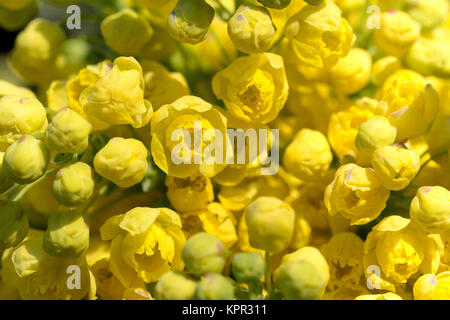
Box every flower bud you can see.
[0,200,29,250]
[43,211,90,258]
[355,116,397,165]
[4,135,49,184]
[371,144,421,191]
[244,197,295,253]
[410,186,450,235]
[283,129,333,182]
[195,273,235,300]
[231,252,265,283]
[168,0,215,44]
[46,108,92,154]
[0,0,38,32]
[93,137,148,188]
[257,0,291,9]
[0,152,14,193]
[154,271,197,300]
[372,56,401,86]
[274,260,326,300]
[404,38,450,78]
[182,232,229,277]
[413,272,450,300]
[228,4,276,54]
[101,9,153,56]
[0,95,47,152]
[53,162,95,207]
[405,0,448,30]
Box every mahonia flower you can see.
[227,4,277,54]
[413,271,450,300]
[218,178,260,211]
[371,144,421,191]
[150,95,228,178]
[141,60,190,110]
[0,81,35,100]
[283,128,333,182]
[0,95,47,152]
[410,186,450,235]
[100,207,185,285]
[212,53,288,124]
[324,163,390,225]
[94,137,148,188]
[80,57,153,129]
[377,69,439,140]
[1,230,94,300]
[405,0,449,30]
[180,202,238,248]
[373,10,420,57]
[101,9,153,56]
[328,98,386,160]
[363,216,440,292]
[355,292,403,300]
[166,173,214,213]
[283,1,355,69]
[320,232,364,290]
[372,56,402,86]
[329,48,372,95]
[45,108,92,154]
[53,162,95,207]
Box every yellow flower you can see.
[45,108,92,154]
[101,9,153,56]
[372,56,402,86]
[377,70,439,140]
[405,0,449,30]
[284,1,355,69]
[100,207,185,285]
[10,18,66,85]
[218,178,260,211]
[66,60,113,131]
[150,95,228,178]
[80,57,153,128]
[53,162,95,207]
[0,80,35,99]
[245,196,295,253]
[94,137,148,188]
[324,163,390,225]
[283,128,333,182]
[0,95,47,152]
[363,216,440,291]
[327,97,385,160]
[373,10,420,57]
[166,173,214,213]
[212,53,288,124]
[405,37,450,78]
[413,272,450,300]
[1,230,93,300]
[46,80,69,112]
[181,202,238,248]
[330,48,372,95]
[141,60,190,110]
[4,135,50,184]
[320,232,364,290]
[227,4,277,54]
[371,144,421,191]
[410,186,450,235]
[355,292,403,300]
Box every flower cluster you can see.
[0,0,450,301]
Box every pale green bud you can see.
[257,0,291,9]
[404,38,450,78]
[43,211,89,258]
[168,0,215,44]
[46,108,92,154]
[355,116,397,165]
[245,197,295,253]
[101,9,153,56]
[154,271,197,300]
[274,260,326,300]
[4,135,49,184]
[405,0,448,30]
[0,200,29,250]
[182,232,229,277]
[53,162,94,207]
[410,186,450,235]
[231,252,265,283]
[195,273,235,300]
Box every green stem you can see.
[265,251,272,298]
